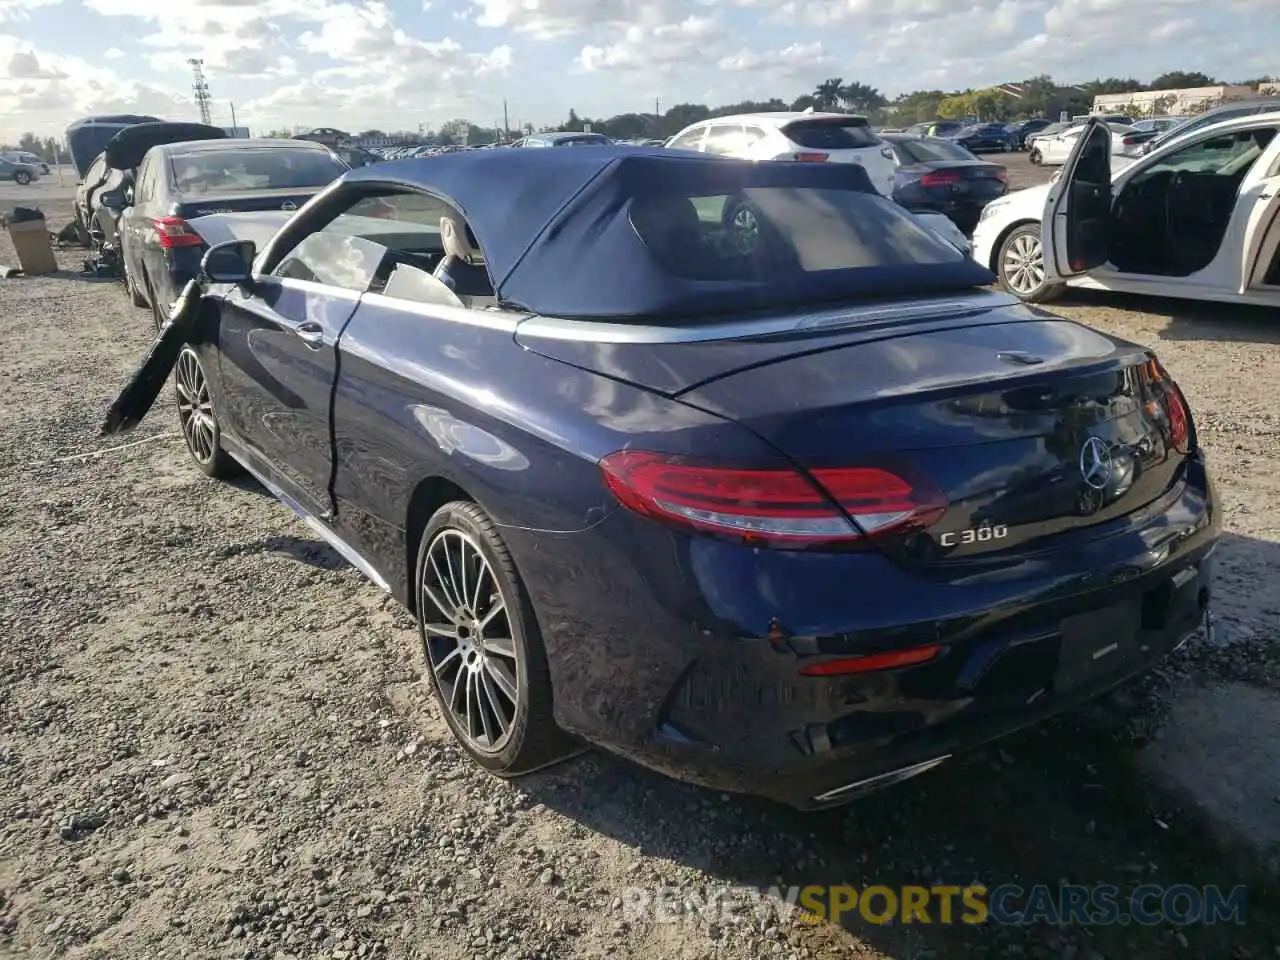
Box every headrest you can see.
[440,214,482,264]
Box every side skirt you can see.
[228,450,392,595]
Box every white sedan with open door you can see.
[971,114,1280,307]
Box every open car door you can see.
[1239,141,1280,292]
[1042,118,1112,283]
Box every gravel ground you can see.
[1,162,1277,960]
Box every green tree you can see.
[812,78,844,111]
[838,81,886,114]
[1149,70,1216,90]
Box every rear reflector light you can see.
[799,644,943,677]
[152,215,202,249]
[793,152,829,162]
[920,170,963,187]
[599,451,945,550]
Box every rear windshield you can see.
[628,186,965,283]
[897,138,976,163]
[556,135,611,147]
[168,148,347,194]
[782,119,880,150]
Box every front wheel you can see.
[14,171,30,185]
[1028,147,1043,165]
[416,501,573,776]
[996,223,1064,303]
[174,346,239,478]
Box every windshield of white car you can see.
[168,148,348,194]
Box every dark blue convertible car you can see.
[110,147,1218,808]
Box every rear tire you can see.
[996,223,1064,303]
[1028,147,1043,165]
[416,501,573,777]
[14,171,30,185]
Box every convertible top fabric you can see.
[347,147,995,320]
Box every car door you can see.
[119,153,154,286]
[215,215,389,517]
[1041,119,1113,284]
[1237,129,1280,292]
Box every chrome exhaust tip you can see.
[812,755,951,804]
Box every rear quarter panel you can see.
[328,301,789,604]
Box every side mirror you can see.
[100,191,127,211]
[200,240,256,285]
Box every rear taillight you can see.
[994,168,1008,182]
[880,146,895,160]
[1122,135,1138,146]
[599,451,944,550]
[775,151,829,162]
[1145,360,1193,454]
[151,215,202,249]
[920,170,963,187]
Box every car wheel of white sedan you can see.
[997,224,1064,303]
[1028,147,1043,165]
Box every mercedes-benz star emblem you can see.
[281,201,297,211]
[1079,436,1113,490]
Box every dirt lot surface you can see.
[1,155,1277,960]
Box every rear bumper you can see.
[502,454,1219,808]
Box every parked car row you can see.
[71,120,350,322]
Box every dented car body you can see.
[106,147,1219,807]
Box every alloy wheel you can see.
[175,348,217,464]
[421,529,520,753]
[1002,230,1045,296]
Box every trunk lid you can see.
[518,300,1190,563]
[172,187,322,220]
[678,319,1188,563]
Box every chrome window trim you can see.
[513,291,1018,344]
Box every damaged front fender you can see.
[101,278,205,435]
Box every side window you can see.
[740,125,766,147]
[274,232,390,292]
[1138,128,1276,184]
[702,125,745,157]
[272,189,490,307]
[668,127,706,151]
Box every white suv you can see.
[665,112,897,196]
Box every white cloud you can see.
[473,0,646,40]
[577,16,719,73]
[103,47,125,59]
[717,41,830,76]
[0,35,188,135]
[0,0,62,22]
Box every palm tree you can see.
[812,78,844,111]
[838,81,887,115]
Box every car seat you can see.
[433,215,495,307]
